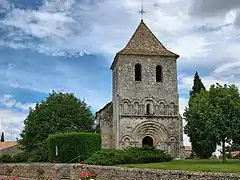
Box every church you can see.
[96,20,184,158]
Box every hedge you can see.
[47,132,101,163]
[11,152,29,162]
[0,152,29,163]
[0,154,12,163]
[85,146,173,165]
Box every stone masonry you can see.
[1,164,240,180]
[96,20,184,158]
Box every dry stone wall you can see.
[0,163,239,180]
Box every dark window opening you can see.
[156,65,162,82]
[146,103,151,115]
[142,136,153,147]
[135,64,141,81]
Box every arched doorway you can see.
[142,136,153,147]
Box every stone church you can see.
[96,20,184,158]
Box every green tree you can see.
[184,71,215,158]
[185,83,240,162]
[1,132,4,142]
[19,91,94,162]
[190,71,206,98]
[189,71,206,107]
[184,90,217,158]
[208,84,240,163]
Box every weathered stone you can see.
[96,20,184,158]
[0,164,240,180]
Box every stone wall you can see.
[110,54,184,157]
[95,102,113,149]
[0,163,240,180]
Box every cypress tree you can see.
[190,71,206,97]
[188,71,206,107]
[1,132,4,142]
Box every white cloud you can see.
[170,35,212,59]
[0,109,26,141]
[179,97,188,116]
[0,0,215,61]
[0,94,35,111]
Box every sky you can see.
[0,0,240,146]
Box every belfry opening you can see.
[142,136,153,147]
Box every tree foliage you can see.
[190,71,206,98]
[19,91,94,161]
[184,90,217,158]
[208,84,240,162]
[184,71,215,158]
[1,132,4,142]
[184,83,240,162]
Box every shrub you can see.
[12,152,29,162]
[0,154,12,163]
[85,146,173,165]
[47,132,101,163]
[30,141,50,162]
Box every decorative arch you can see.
[169,136,177,142]
[142,97,157,105]
[142,98,156,115]
[121,99,131,104]
[132,121,168,143]
[120,135,133,148]
[169,102,176,115]
[146,103,151,115]
[158,99,167,105]
[169,137,178,157]
[121,99,131,115]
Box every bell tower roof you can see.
[110,20,179,69]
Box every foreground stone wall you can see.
[0,163,240,180]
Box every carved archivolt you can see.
[119,98,178,116]
[120,135,134,148]
[132,121,169,143]
[169,137,178,157]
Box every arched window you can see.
[156,65,162,82]
[146,103,151,115]
[135,64,141,81]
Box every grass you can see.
[118,159,240,174]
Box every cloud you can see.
[191,0,240,16]
[0,94,35,110]
[0,0,213,61]
[170,35,212,60]
[179,97,188,116]
[0,109,26,141]
[190,0,240,27]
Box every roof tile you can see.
[0,141,18,150]
[118,20,179,57]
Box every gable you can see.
[110,20,179,70]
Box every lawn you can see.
[119,159,240,174]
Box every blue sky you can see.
[1,0,240,145]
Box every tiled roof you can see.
[110,20,179,69]
[0,141,18,150]
[184,146,192,151]
[118,20,179,57]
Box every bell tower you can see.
[110,20,184,158]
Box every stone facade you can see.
[1,164,240,180]
[96,20,184,158]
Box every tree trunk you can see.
[222,139,226,163]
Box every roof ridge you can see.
[117,20,179,57]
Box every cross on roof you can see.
[138,0,146,21]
